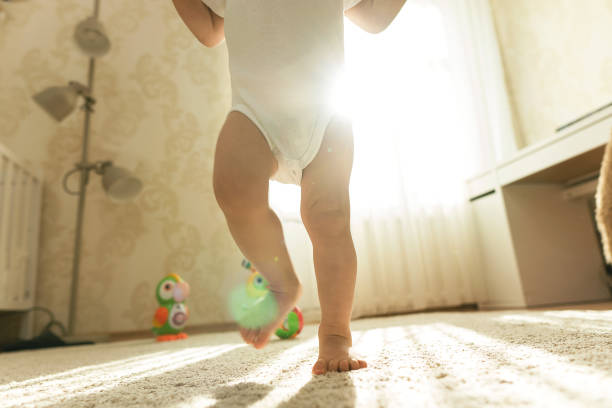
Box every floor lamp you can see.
[32,0,142,337]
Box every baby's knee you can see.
[213,172,266,219]
[301,195,350,239]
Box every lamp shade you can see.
[32,85,79,122]
[101,166,143,201]
[74,16,111,57]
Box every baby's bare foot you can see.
[239,283,302,349]
[312,325,367,375]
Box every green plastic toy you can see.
[275,306,304,339]
[152,273,190,342]
[229,259,303,339]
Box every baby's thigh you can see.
[213,111,278,205]
[300,116,354,219]
[302,117,354,194]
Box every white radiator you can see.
[0,143,42,311]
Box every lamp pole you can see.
[67,56,96,336]
[31,0,140,340]
[67,0,100,336]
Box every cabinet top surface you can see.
[468,106,612,186]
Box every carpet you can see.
[1,308,611,407]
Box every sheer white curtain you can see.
[270,0,516,320]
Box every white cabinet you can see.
[468,108,612,308]
[472,190,526,308]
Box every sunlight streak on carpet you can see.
[0,350,169,392]
[431,323,612,406]
[7,344,243,407]
[493,313,612,332]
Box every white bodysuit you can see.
[202,0,362,185]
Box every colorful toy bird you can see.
[244,259,270,298]
[229,259,303,339]
[152,273,190,342]
[229,260,278,328]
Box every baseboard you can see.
[527,299,612,310]
[478,302,527,311]
[354,303,479,320]
[479,299,612,311]
[108,322,239,342]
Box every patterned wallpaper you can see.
[0,0,241,335]
[490,0,612,147]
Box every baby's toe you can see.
[239,328,250,343]
[349,359,360,370]
[339,359,350,372]
[253,332,270,349]
[358,359,368,369]
[328,359,339,372]
[252,329,263,345]
[312,359,328,375]
[247,329,259,344]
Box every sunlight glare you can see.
[270,3,475,217]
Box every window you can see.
[270,2,479,219]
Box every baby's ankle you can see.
[318,325,353,355]
[318,322,352,341]
[268,278,302,297]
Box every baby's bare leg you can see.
[213,111,302,349]
[301,117,367,375]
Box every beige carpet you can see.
[1,308,611,408]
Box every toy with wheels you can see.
[152,273,190,342]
